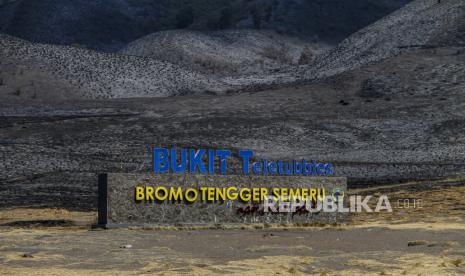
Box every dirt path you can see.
[1,180,465,275]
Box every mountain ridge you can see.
[0,0,411,51]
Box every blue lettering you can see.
[268,161,277,174]
[325,164,334,175]
[216,150,231,175]
[189,149,206,174]
[208,149,215,174]
[153,148,169,173]
[252,162,262,175]
[239,150,254,175]
[294,160,302,175]
[170,148,187,173]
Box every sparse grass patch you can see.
[451,259,463,267]
[407,240,428,247]
[253,224,264,229]
[293,222,337,228]
[288,267,297,274]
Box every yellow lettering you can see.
[200,187,208,201]
[240,188,251,202]
[185,188,198,202]
[227,187,238,200]
[155,186,168,201]
[146,186,155,201]
[310,189,317,201]
[260,188,268,201]
[135,186,144,201]
[216,188,226,201]
[317,189,325,201]
[289,189,301,200]
[169,187,183,201]
[207,187,215,201]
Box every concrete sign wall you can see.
[97,173,347,228]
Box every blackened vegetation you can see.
[1,0,465,210]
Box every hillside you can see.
[235,0,465,88]
[0,0,463,100]
[1,45,465,208]
[0,0,410,51]
[0,34,227,100]
[0,0,464,209]
[120,29,326,76]
[307,0,465,78]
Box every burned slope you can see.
[0,34,227,100]
[120,29,324,76]
[1,0,464,210]
[166,0,465,93]
[2,0,459,100]
[1,46,464,209]
[307,0,465,78]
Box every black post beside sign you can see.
[97,173,108,226]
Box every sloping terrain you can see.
[1,45,464,208]
[226,0,465,89]
[0,0,464,210]
[146,0,465,92]
[1,0,459,100]
[0,34,228,100]
[307,0,465,78]
[120,29,324,76]
[0,0,410,51]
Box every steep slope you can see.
[1,0,461,100]
[120,29,326,76]
[0,34,227,100]
[309,0,465,78]
[143,0,465,91]
[0,0,411,51]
